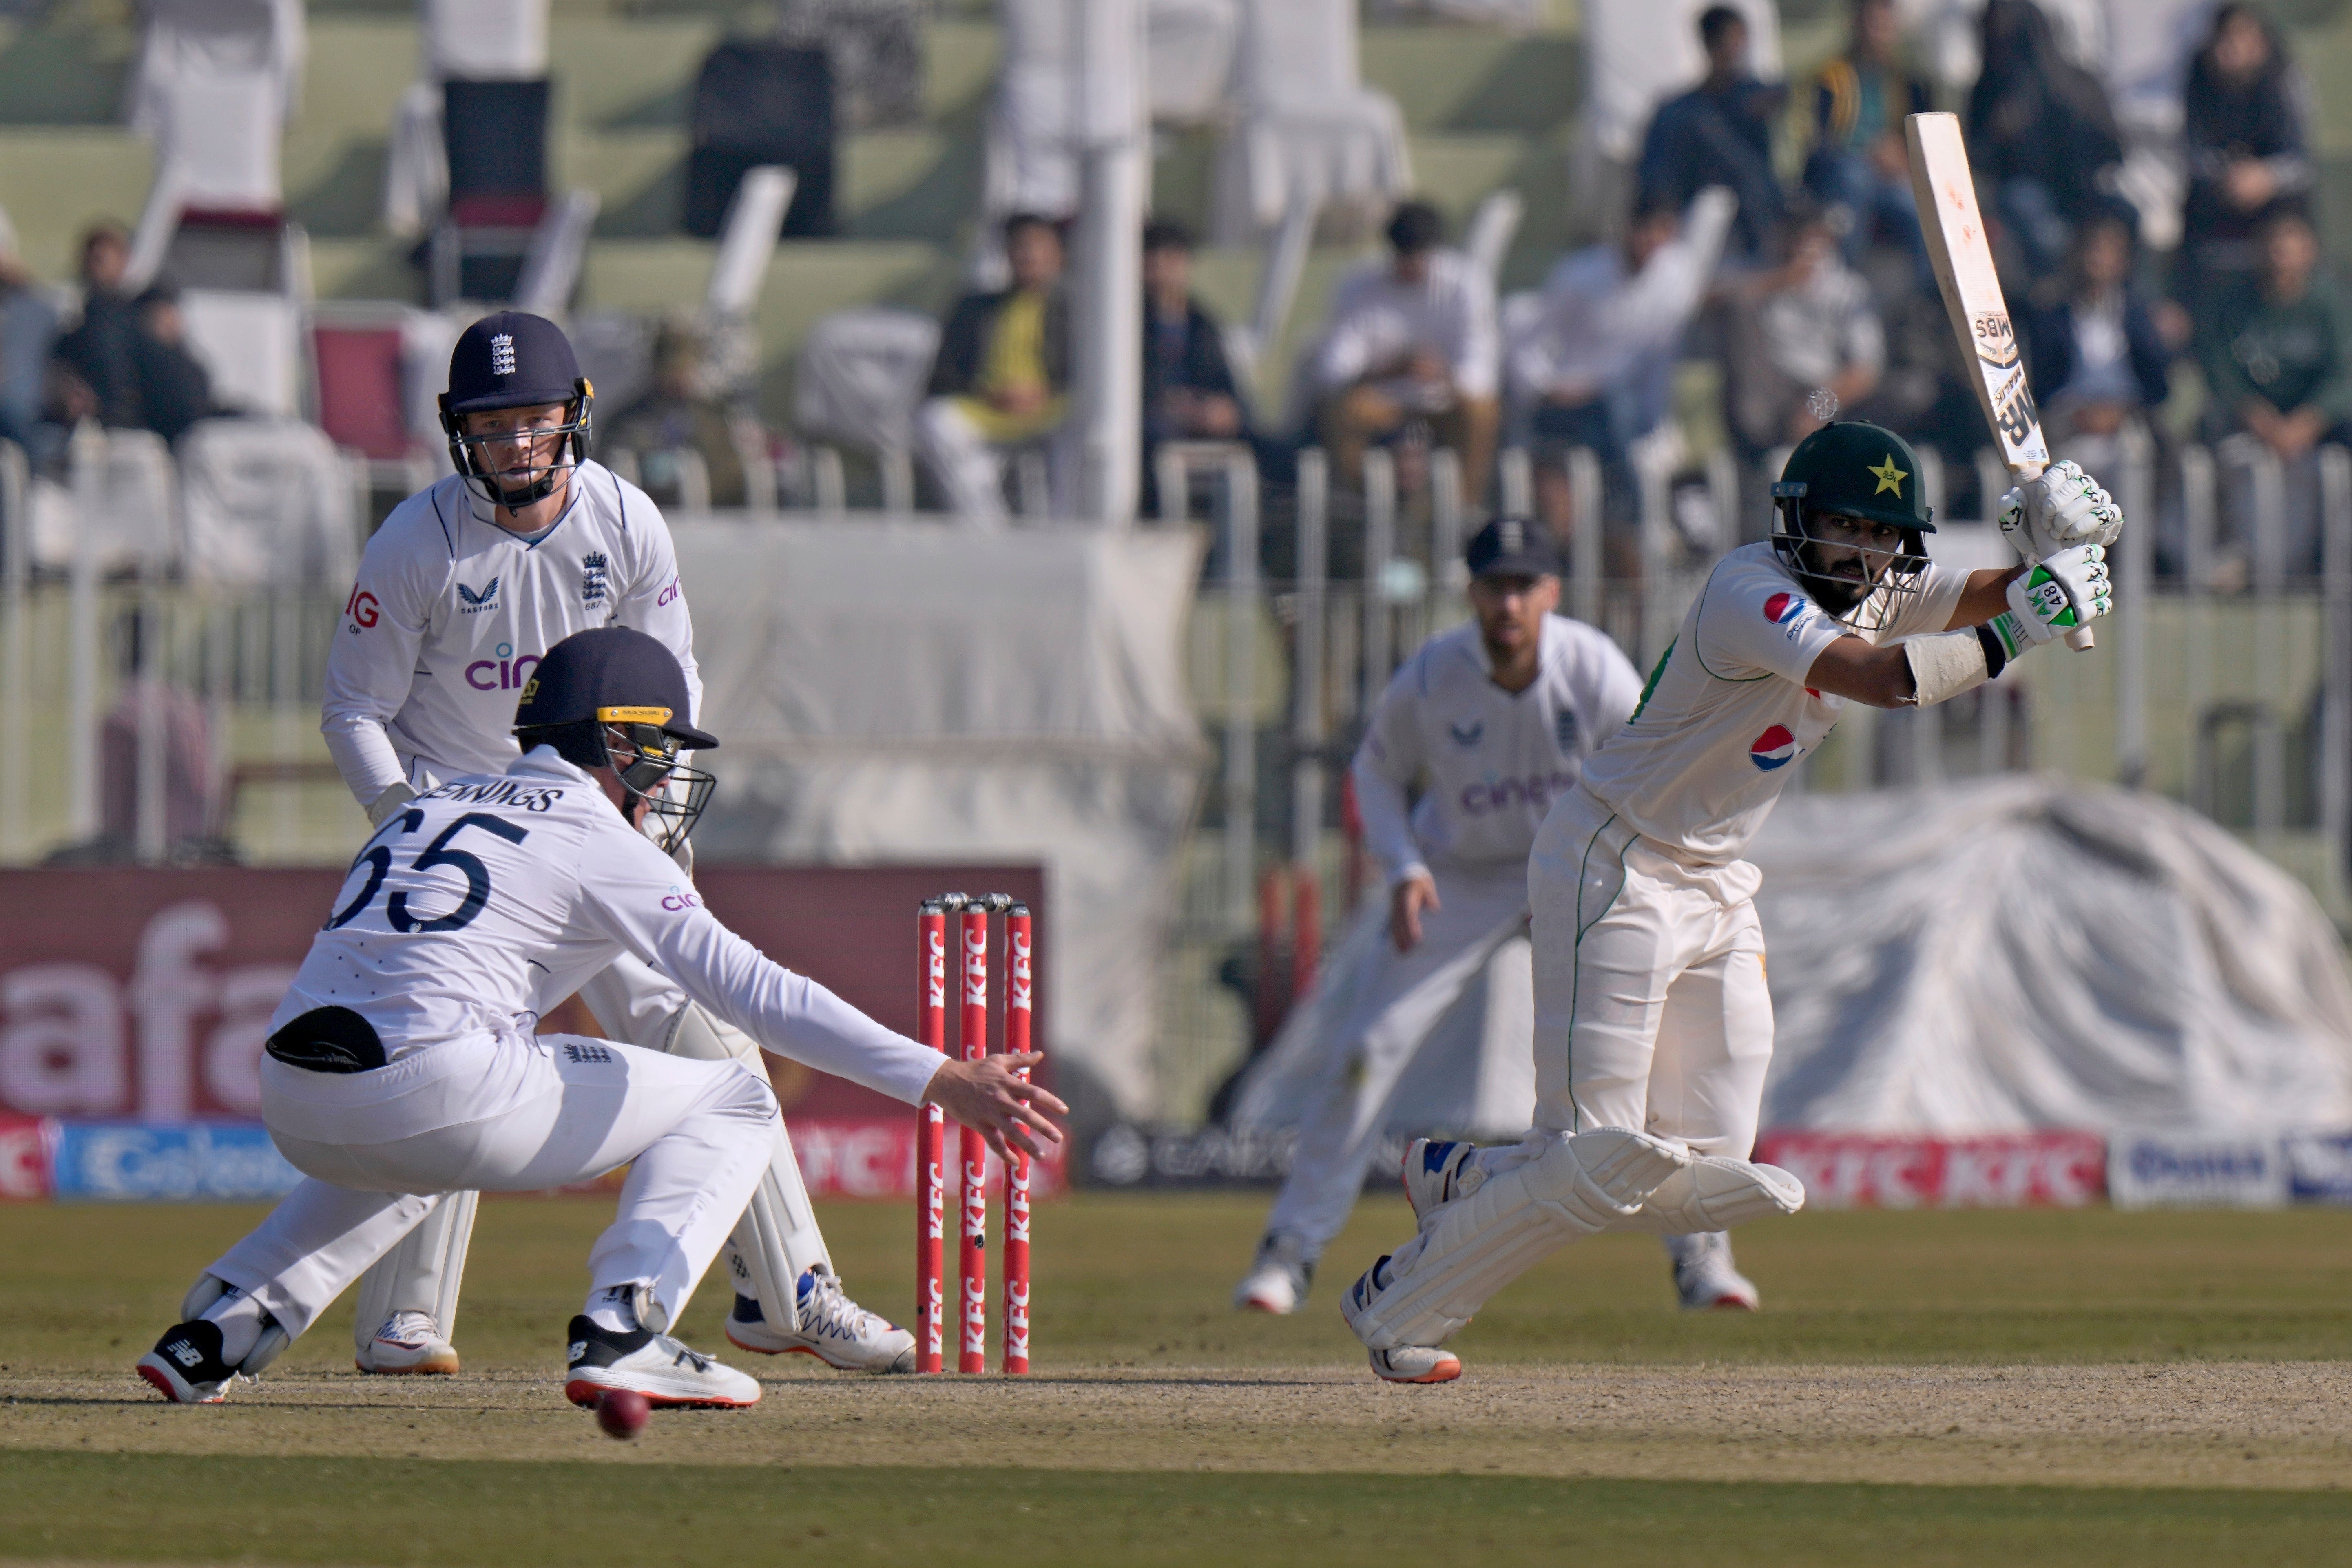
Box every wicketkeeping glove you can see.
[1998,459,2124,562]
[1989,543,2113,656]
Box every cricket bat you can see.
[1904,110,2093,650]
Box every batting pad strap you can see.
[1343,1129,1688,1349]
[1611,1157,1807,1235]
[1904,628,1991,707]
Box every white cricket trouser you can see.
[913,398,1072,524]
[1522,784,1773,1157]
[1261,862,1531,1259]
[211,1028,778,1341]
[352,949,832,1351]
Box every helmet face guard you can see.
[439,380,595,511]
[518,707,713,854]
[1769,485,1930,634]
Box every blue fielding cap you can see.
[445,310,585,416]
[1466,516,1564,579]
[513,627,718,750]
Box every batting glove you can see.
[1998,460,2124,562]
[1990,543,2112,656]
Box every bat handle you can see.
[2065,626,2095,651]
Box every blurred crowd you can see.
[903,0,2338,577]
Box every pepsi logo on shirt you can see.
[1749,725,1798,771]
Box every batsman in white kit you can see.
[1233,518,1644,1313]
[135,627,1065,1407]
[314,312,912,1376]
[1339,420,2122,1382]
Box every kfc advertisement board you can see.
[1755,1130,2107,1209]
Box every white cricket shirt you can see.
[269,749,943,1104]
[322,463,700,804]
[1579,542,1965,866]
[1354,613,1644,884]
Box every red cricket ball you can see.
[596,1387,651,1440]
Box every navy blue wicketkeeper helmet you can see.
[438,311,594,510]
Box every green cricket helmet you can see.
[1769,421,1936,628]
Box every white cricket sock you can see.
[585,1284,640,1336]
[199,1287,268,1365]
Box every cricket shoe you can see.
[135,1320,240,1404]
[1367,1346,1462,1384]
[725,1265,917,1373]
[355,1310,460,1375]
[1233,1231,1314,1314]
[1402,1139,1485,1223]
[564,1316,761,1409]
[1666,1231,1760,1311]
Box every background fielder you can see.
[1233,518,1641,1314]
[1338,423,2121,1383]
[321,312,905,1376]
[138,628,1062,1408]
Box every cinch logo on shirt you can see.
[1763,592,1807,626]
[466,641,541,690]
[660,887,701,911]
[1461,771,1580,816]
[1749,725,1798,771]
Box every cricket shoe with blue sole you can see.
[564,1316,761,1409]
[1403,1139,1485,1223]
[1342,1255,1464,1384]
[1233,1231,1314,1314]
[724,1264,916,1373]
[356,1310,460,1375]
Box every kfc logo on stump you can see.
[1749,725,1798,771]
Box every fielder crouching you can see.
[1338,422,2120,1383]
[136,627,1064,1407]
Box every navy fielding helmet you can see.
[1466,516,1564,579]
[438,311,594,511]
[1769,421,1934,628]
[514,627,716,851]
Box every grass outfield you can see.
[5,1195,2351,1566]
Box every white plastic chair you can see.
[1208,0,1412,243]
[178,417,360,587]
[179,290,303,419]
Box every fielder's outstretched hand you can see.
[924,1051,1067,1164]
[1998,459,2124,562]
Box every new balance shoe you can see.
[355,1310,460,1375]
[1666,1230,1760,1311]
[135,1320,239,1404]
[1367,1346,1462,1384]
[1232,1231,1314,1314]
[724,1265,916,1373]
[1402,1139,1484,1223]
[563,1315,760,1408]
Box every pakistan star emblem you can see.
[1867,455,1908,497]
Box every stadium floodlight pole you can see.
[1002,902,1034,1375]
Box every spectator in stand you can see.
[1636,7,1786,261]
[128,284,222,446]
[1313,201,1499,508]
[607,320,750,508]
[1802,0,1932,285]
[0,209,58,467]
[2182,4,2312,312]
[2199,207,2352,575]
[2022,206,2177,473]
[1508,188,1734,551]
[50,222,141,431]
[1140,219,1248,514]
[1966,0,2122,283]
[914,212,1071,524]
[1721,203,1884,467]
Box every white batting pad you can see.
[664,1003,820,1334]
[1341,1128,1687,1349]
[1615,1157,1806,1235]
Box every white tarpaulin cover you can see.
[1224,774,2352,1142]
[668,517,1208,1117]
[1756,776,2352,1134]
